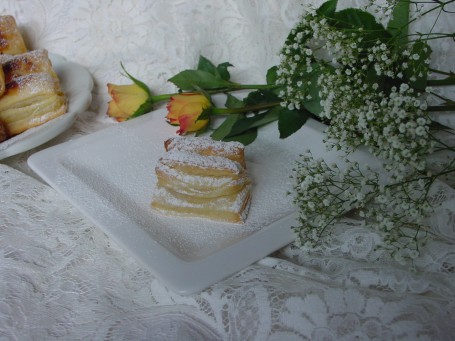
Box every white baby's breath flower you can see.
[279,1,451,263]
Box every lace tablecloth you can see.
[1,1,455,340]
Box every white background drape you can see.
[1,1,454,339]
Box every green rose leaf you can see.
[266,66,278,85]
[278,108,310,139]
[211,109,279,145]
[226,108,280,137]
[317,0,337,17]
[197,55,232,81]
[332,8,390,42]
[404,40,432,90]
[225,93,245,109]
[302,68,324,116]
[197,55,217,74]
[196,106,213,121]
[169,69,234,91]
[244,89,280,107]
[224,128,258,145]
[217,62,233,81]
[387,0,410,46]
[211,114,243,140]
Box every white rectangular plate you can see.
[28,110,328,294]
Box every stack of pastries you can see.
[0,15,67,142]
[151,136,252,223]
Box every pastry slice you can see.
[156,162,251,198]
[0,73,66,137]
[0,49,59,84]
[152,136,252,224]
[158,150,244,178]
[151,183,252,223]
[0,15,27,55]
[165,136,246,168]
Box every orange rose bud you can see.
[166,93,210,135]
[107,83,149,122]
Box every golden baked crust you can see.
[158,150,244,178]
[0,50,67,137]
[0,49,59,84]
[155,162,250,198]
[0,15,27,55]
[151,184,251,223]
[152,137,252,223]
[0,74,66,137]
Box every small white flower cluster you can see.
[276,7,434,174]
[322,80,433,176]
[363,0,400,23]
[291,152,377,249]
[362,169,432,261]
[290,151,432,258]
[363,0,425,24]
[279,4,445,259]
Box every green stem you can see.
[150,93,176,102]
[430,91,454,104]
[212,102,280,115]
[429,68,454,76]
[150,84,275,102]
[235,84,277,90]
[409,32,455,42]
[427,78,455,86]
[407,0,455,26]
[428,104,455,112]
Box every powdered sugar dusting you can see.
[6,73,56,95]
[41,111,302,261]
[161,150,242,174]
[166,136,243,155]
[0,49,52,74]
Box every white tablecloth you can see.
[1,1,455,340]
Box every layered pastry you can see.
[0,49,66,140]
[151,137,252,223]
[0,49,59,83]
[0,15,27,55]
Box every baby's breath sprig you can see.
[289,150,454,263]
[289,152,379,250]
[282,0,455,260]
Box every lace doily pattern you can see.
[2,164,455,340]
[1,0,454,339]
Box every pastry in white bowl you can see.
[0,49,67,140]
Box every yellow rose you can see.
[166,93,210,134]
[106,83,149,122]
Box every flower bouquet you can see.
[107,0,455,263]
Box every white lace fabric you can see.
[1,1,455,340]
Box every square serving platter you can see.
[28,110,329,294]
